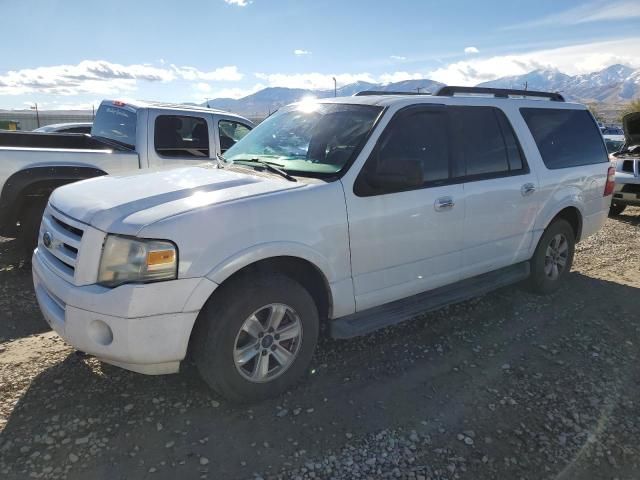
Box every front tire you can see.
[608,203,626,217]
[528,219,575,294]
[193,272,319,402]
[19,198,47,256]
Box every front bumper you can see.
[32,248,217,374]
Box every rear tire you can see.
[527,219,575,295]
[193,272,319,402]
[608,203,626,216]
[19,198,47,257]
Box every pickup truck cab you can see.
[32,87,613,401]
[0,100,253,249]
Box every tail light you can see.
[604,165,615,196]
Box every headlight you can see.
[98,235,177,287]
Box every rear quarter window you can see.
[520,108,608,169]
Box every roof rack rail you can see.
[434,86,565,102]
[354,90,431,96]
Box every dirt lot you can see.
[1,209,639,480]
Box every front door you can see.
[343,105,466,311]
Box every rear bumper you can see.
[612,181,640,206]
[32,248,217,374]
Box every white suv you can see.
[32,87,613,401]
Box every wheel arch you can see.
[186,253,334,358]
[0,166,107,235]
[546,205,583,242]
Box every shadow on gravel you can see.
[2,272,640,479]
[613,212,640,227]
[0,238,46,342]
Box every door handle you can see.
[521,183,536,196]
[435,196,455,211]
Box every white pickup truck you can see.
[609,112,640,215]
[32,87,613,402]
[0,100,253,250]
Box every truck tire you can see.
[193,272,319,402]
[19,198,47,256]
[527,219,575,294]
[608,203,626,217]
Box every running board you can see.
[331,262,530,339]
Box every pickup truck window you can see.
[224,103,382,176]
[219,120,251,153]
[449,106,526,178]
[91,104,137,149]
[521,108,608,169]
[154,115,209,158]
[355,109,450,196]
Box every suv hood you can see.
[623,112,640,146]
[49,165,303,235]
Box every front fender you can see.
[205,241,335,285]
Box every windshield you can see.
[224,102,383,176]
[91,103,137,149]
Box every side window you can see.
[154,115,209,158]
[520,108,608,169]
[449,106,525,178]
[219,120,251,153]
[356,109,450,196]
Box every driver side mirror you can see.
[363,157,424,193]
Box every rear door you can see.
[147,111,214,168]
[452,106,540,278]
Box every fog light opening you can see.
[88,320,114,346]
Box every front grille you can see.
[621,160,634,173]
[39,207,86,283]
[621,184,640,194]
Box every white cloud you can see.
[504,0,640,29]
[390,55,407,61]
[464,46,479,54]
[194,82,212,93]
[205,84,266,100]
[426,37,640,85]
[172,65,243,81]
[294,49,311,56]
[378,71,425,84]
[254,72,378,90]
[223,0,250,6]
[0,60,243,96]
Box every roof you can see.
[100,99,238,116]
[308,93,585,110]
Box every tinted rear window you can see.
[449,106,526,177]
[91,104,137,149]
[520,108,607,169]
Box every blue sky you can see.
[1,0,639,109]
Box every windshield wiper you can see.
[233,158,297,182]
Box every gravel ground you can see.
[0,208,639,480]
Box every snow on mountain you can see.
[205,65,639,117]
[477,69,571,92]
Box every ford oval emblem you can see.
[42,231,53,248]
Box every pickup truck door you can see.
[343,105,465,312]
[146,111,216,168]
[449,106,540,279]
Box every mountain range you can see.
[204,64,640,118]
